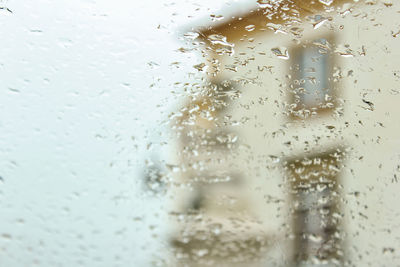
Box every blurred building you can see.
[169,0,399,266]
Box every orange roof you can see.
[197,0,354,42]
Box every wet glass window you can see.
[1,0,400,267]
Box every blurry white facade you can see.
[169,1,400,266]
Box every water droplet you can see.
[210,14,224,21]
[245,24,256,32]
[193,63,206,72]
[318,0,333,6]
[183,31,199,40]
[225,64,238,72]
[271,47,289,60]
[382,247,395,254]
[194,248,209,257]
[256,0,273,8]
[208,223,222,235]
[8,87,20,93]
[207,34,234,48]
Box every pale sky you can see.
[0,0,256,266]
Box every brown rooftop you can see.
[197,0,355,42]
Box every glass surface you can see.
[1,0,399,266]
